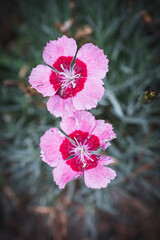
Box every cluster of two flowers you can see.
[29,35,117,189]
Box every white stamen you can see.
[74,137,80,147]
[82,162,86,168]
[84,152,94,162]
[72,82,76,88]
[60,64,65,71]
[58,64,81,90]
[71,137,95,169]
[59,72,69,78]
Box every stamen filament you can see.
[70,136,95,168]
[60,64,65,71]
[84,152,94,162]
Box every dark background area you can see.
[0,0,160,239]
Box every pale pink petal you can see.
[76,43,109,79]
[72,78,105,110]
[84,162,116,189]
[47,95,75,117]
[99,156,114,165]
[60,110,96,135]
[43,35,77,67]
[103,167,117,180]
[29,65,55,97]
[92,120,116,150]
[53,162,83,189]
[40,128,65,167]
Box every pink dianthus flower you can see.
[29,35,109,117]
[40,111,116,189]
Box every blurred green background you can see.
[0,0,160,239]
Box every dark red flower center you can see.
[59,130,100,172]
[49,56,87,99]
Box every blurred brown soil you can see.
[1,184,160,240]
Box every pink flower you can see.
[29,35,109,117]
[40,111,116,189]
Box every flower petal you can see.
[92,120,116,150]
[43,35,77,67]
[29,64,55,97]
[76,43,109,79]
[104,167,117,180]
[84,162,116,189]
[53,162,83,189]
[99,156,114,165]
[40,128,65,167]
[60,110,96,135]
[47,95,75,117]
[72,78,105,110]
